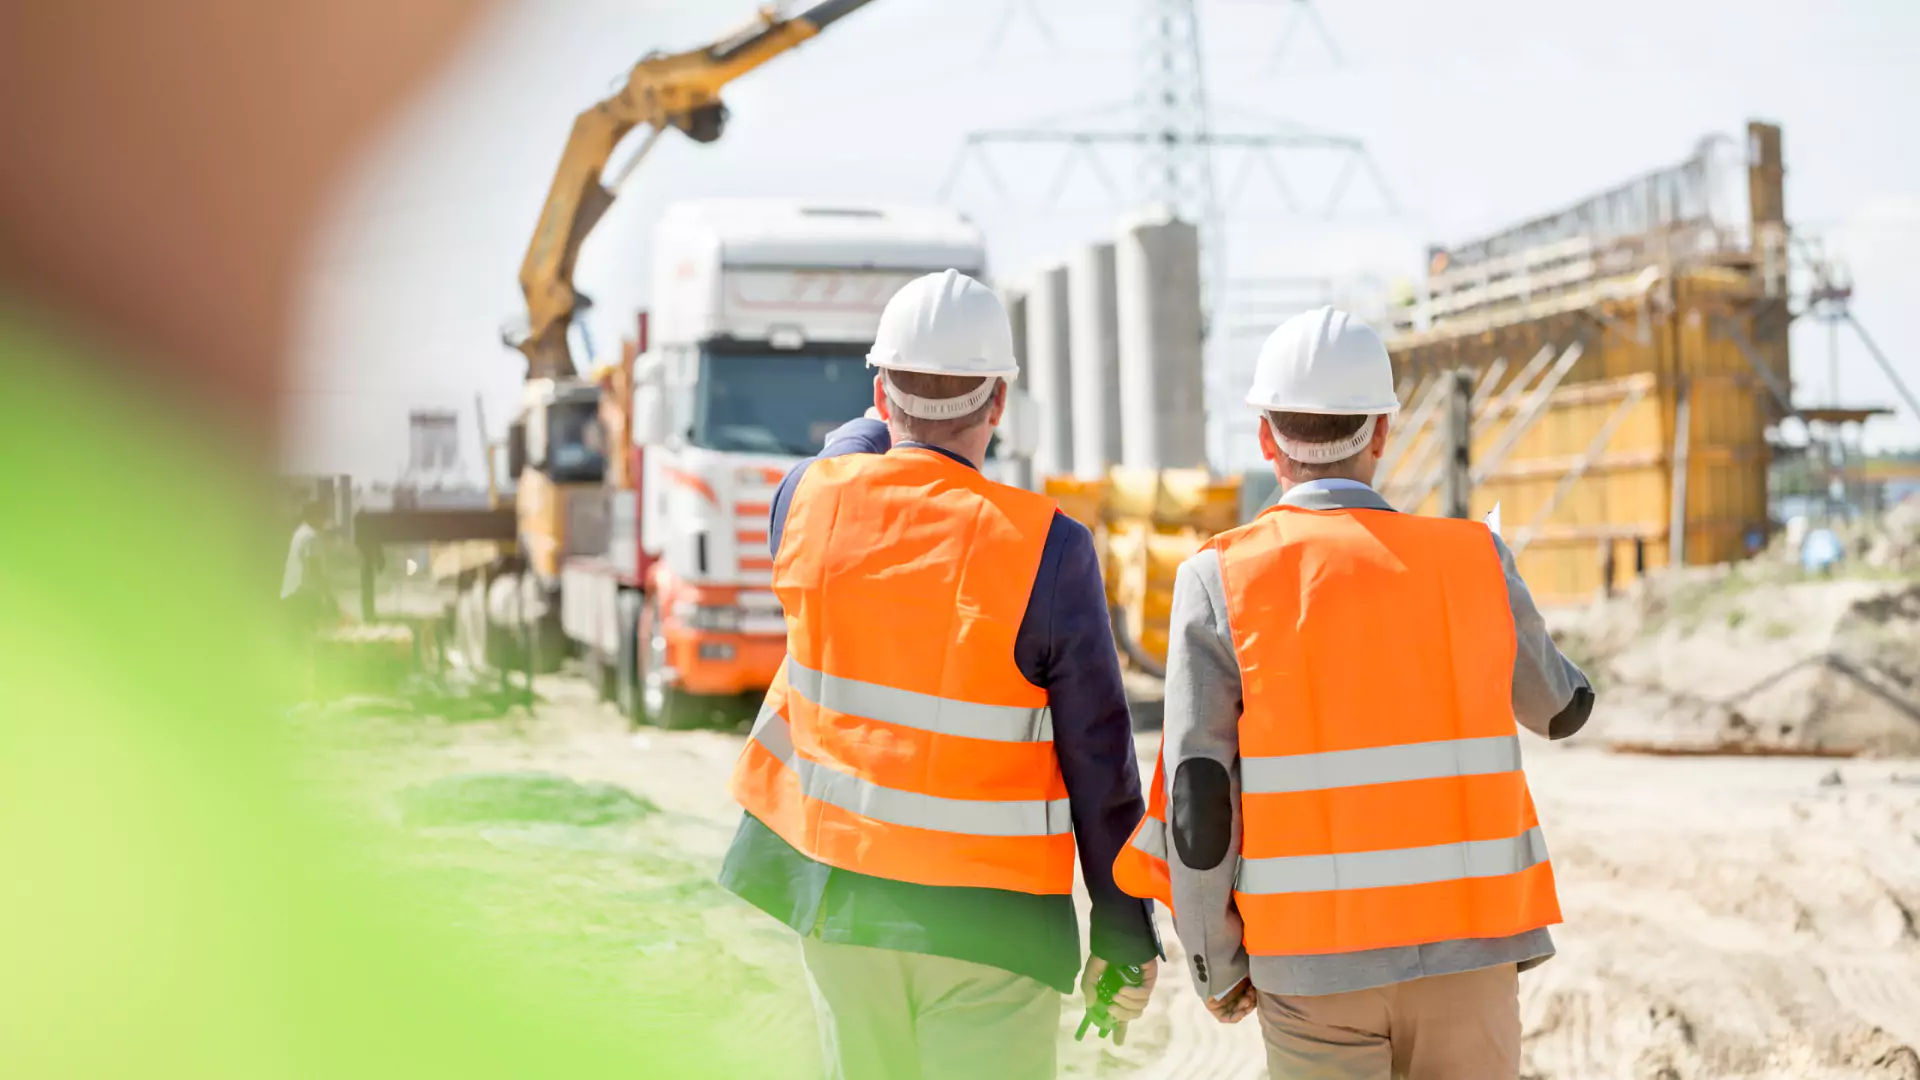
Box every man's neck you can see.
[1279,471,1373,493]
[889,428,984,470]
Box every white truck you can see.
[562,199,1024,726]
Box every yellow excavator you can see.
[441,1,878,671]
[513,0,878,385]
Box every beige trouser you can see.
[800,937,1061,1080]
[1258,964,1521,1080]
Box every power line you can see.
[940,0,1392,331]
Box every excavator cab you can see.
[515,378,611,583]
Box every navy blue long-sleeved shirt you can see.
[717,418,1158,992]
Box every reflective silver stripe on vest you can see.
[784,657,1053,744]
[1241,735,1521,795]
[1129,818,1168,861]
[750,706,1071,838]
[1236,827,1549,895]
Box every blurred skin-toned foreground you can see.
[0,3,778,1076]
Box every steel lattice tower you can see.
[1137,0,1215,219]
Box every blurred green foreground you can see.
[0,322,802,1079]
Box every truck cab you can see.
[565,199,1017,726]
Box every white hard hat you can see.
[1246,306,1399,416]
[868,269,1018,420]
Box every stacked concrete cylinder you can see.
[1115,210,1207,470]
[998,285,1033,490]
[1024,263,1075,479]
[1068,242,1124,480]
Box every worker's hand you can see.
[1203,978,1257,1024]
[1081,956,1158,1046]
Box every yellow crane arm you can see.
[512,0,877,381]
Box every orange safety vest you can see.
[1115,503,1562,955]
[729,449,1075,895]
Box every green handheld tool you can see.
[1075,963,1145,1042]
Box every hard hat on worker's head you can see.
[867,269,1018,420]
[1247,306,1398,415]
[1247,306,1399,463]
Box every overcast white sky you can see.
[288,0,1920,483]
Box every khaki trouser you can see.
[1258,964,1521,1080]
[800,936,1061,1080]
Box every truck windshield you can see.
[692,348,874,458]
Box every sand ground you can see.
[319,675,1920,1079]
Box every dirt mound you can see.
[1554,571,1920,756]
[1864,497,1920,573]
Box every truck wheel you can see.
[637,595,694,729]
[614,591,641,724]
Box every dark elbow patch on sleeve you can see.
[1171,759,1233,870]
[1549,686,1595,740]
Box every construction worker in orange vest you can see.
[1115,307,1595,1079]
[721,270,1161,1080]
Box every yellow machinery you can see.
[506,0,879,584]
[1047,469,1242,673]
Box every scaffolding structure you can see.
[1383,122,1803,602]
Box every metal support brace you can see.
[1441,369,1474,519]
[1847,315,1920,421]
[1396,342,1582,512]
[1482,345,1558,421]
[1509,379,1653,555]
[1386,361,1503,506]
[1472,341,1586,485]
[1378,374,1446,480]
[1669,379,1693,568]
[1470,356,1510,410]
[1710,313,1796,419]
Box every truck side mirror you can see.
[632,352,670,446]
[997,386,1040,461]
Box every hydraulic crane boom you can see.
[511,0,878,380]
